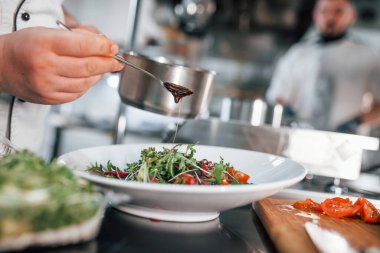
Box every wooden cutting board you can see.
[255,198,380,253]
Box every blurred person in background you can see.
[266,0,380,133]
[0,1,123,153]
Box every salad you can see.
[88,144,250,185]
[0,150,103,250]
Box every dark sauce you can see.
[163,82,194,103]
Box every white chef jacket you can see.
[266,36,380,131]
[0,0,64,151]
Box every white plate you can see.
[58,144,306,222]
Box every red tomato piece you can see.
[201,160,213,170]
[227,167,250,183]
[320,197,361,218]
[148,176,159,183]
[293,198,322,212]
[226,167,235,180]
[354,197,366,209]
[103,171,128,178]
[234,171,250,183]
[354,198,380,224]
[180,175,197,185]
[221,179,231,185]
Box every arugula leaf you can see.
[213,164,225,185]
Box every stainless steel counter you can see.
[167,119,379,180]
[20,206,276,253]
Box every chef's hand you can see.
[280,104,298,126]
[0,27,124,104]
[335,116,362,134]
[70,24,100,34]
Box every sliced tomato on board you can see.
[354,198,380,224]
[320,197,361,218]
[293,198,322,212]
[293,197,379,223]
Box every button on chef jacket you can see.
[266,35,380,131]
[0,0,64,152]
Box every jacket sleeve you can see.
[369,55,380,103]
[265,50,297,105]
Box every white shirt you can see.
[0,0,64,152]
[266,36,380,131]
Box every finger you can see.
[72,25,101,34]
[34,75,102,105]
[71,27,102,35]
[55,56,124,78]
[52,30,119,57]
[53,74,103,94]
[39,90,88,105]
[31,73,102,101]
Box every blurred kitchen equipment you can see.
[341,173,380,197]
[118,52,215,117]
[354,0,380,29]
[216,97,284,128]
[218,98,267,125]
[168,119,379,181]
[174,0,216,36]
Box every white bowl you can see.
[58,144,306,222]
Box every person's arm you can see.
[0,27,123,104]
[361,102,380,125]
[335,102,380,133]
[336,57,380,133]
[266,51,299,120]
[266,53,297,107]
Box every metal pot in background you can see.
[209,96,284,128]
[118,52,215,118]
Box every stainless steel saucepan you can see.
[118,52,215,118]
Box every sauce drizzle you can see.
[172,101,182,143]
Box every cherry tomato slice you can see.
[177,175,197,185]
[293,198,322,212]
[234,171,250,183]
[226,167,236,179]
[354,198,380,223]
[320,197,361,218]
[227,167,250,183]
[221,179,231,185]
[103,171,129,178]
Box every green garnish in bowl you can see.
[0,150,103,250]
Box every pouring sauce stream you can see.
[163,82,192,143]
